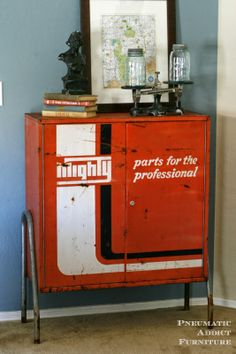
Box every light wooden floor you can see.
[0,305,235,354]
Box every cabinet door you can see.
[125,121,208,280]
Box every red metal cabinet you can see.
[25,113,210,293]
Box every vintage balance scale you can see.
[122,71,193,117]
[122,44,192,116]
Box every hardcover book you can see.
[44,93,97,102]
[44,99,96,106]
[43,105,97,112]
[41,110,97,118]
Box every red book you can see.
[44,99,96,107]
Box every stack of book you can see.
[42,93,98,118]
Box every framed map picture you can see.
[102,15,157,88]
[81,0,176,112]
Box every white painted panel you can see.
[127,259,202,272]
[56,124,96,156]
[57,185,124,275]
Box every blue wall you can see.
[176,0,218,279]
[176,0,218,117]
[0,0,218,311]
[0,0,80,310]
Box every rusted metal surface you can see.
[38,276,207,293]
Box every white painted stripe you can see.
[57,179,111,185]
[56,124,96,156]
[127,259,203,272]
[0,297,209,322]
[64,156,111,162]
[57,185,123,275]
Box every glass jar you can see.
[169,44,190,82]
[126,48,146,86]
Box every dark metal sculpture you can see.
[58,31,88,94]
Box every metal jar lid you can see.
[128,48,144,57]
[172,44,187,50]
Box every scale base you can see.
[130,106,183,117]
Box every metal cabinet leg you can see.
[207,255,214,328]
[21,210,40,344]
[207,284,214,328]
[21,214,27,323]
[184,283,190,310]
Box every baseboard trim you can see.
[0,297,207,322]
[214,297,236,309]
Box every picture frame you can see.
[81,0,176,113]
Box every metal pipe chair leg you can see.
[21,210,40,344]
[184,283,190,311]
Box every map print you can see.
[102,15,156,88]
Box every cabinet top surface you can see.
[25,112,210,124]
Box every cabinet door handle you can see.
[130,200,135,206]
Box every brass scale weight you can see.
[122,72,193,117]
